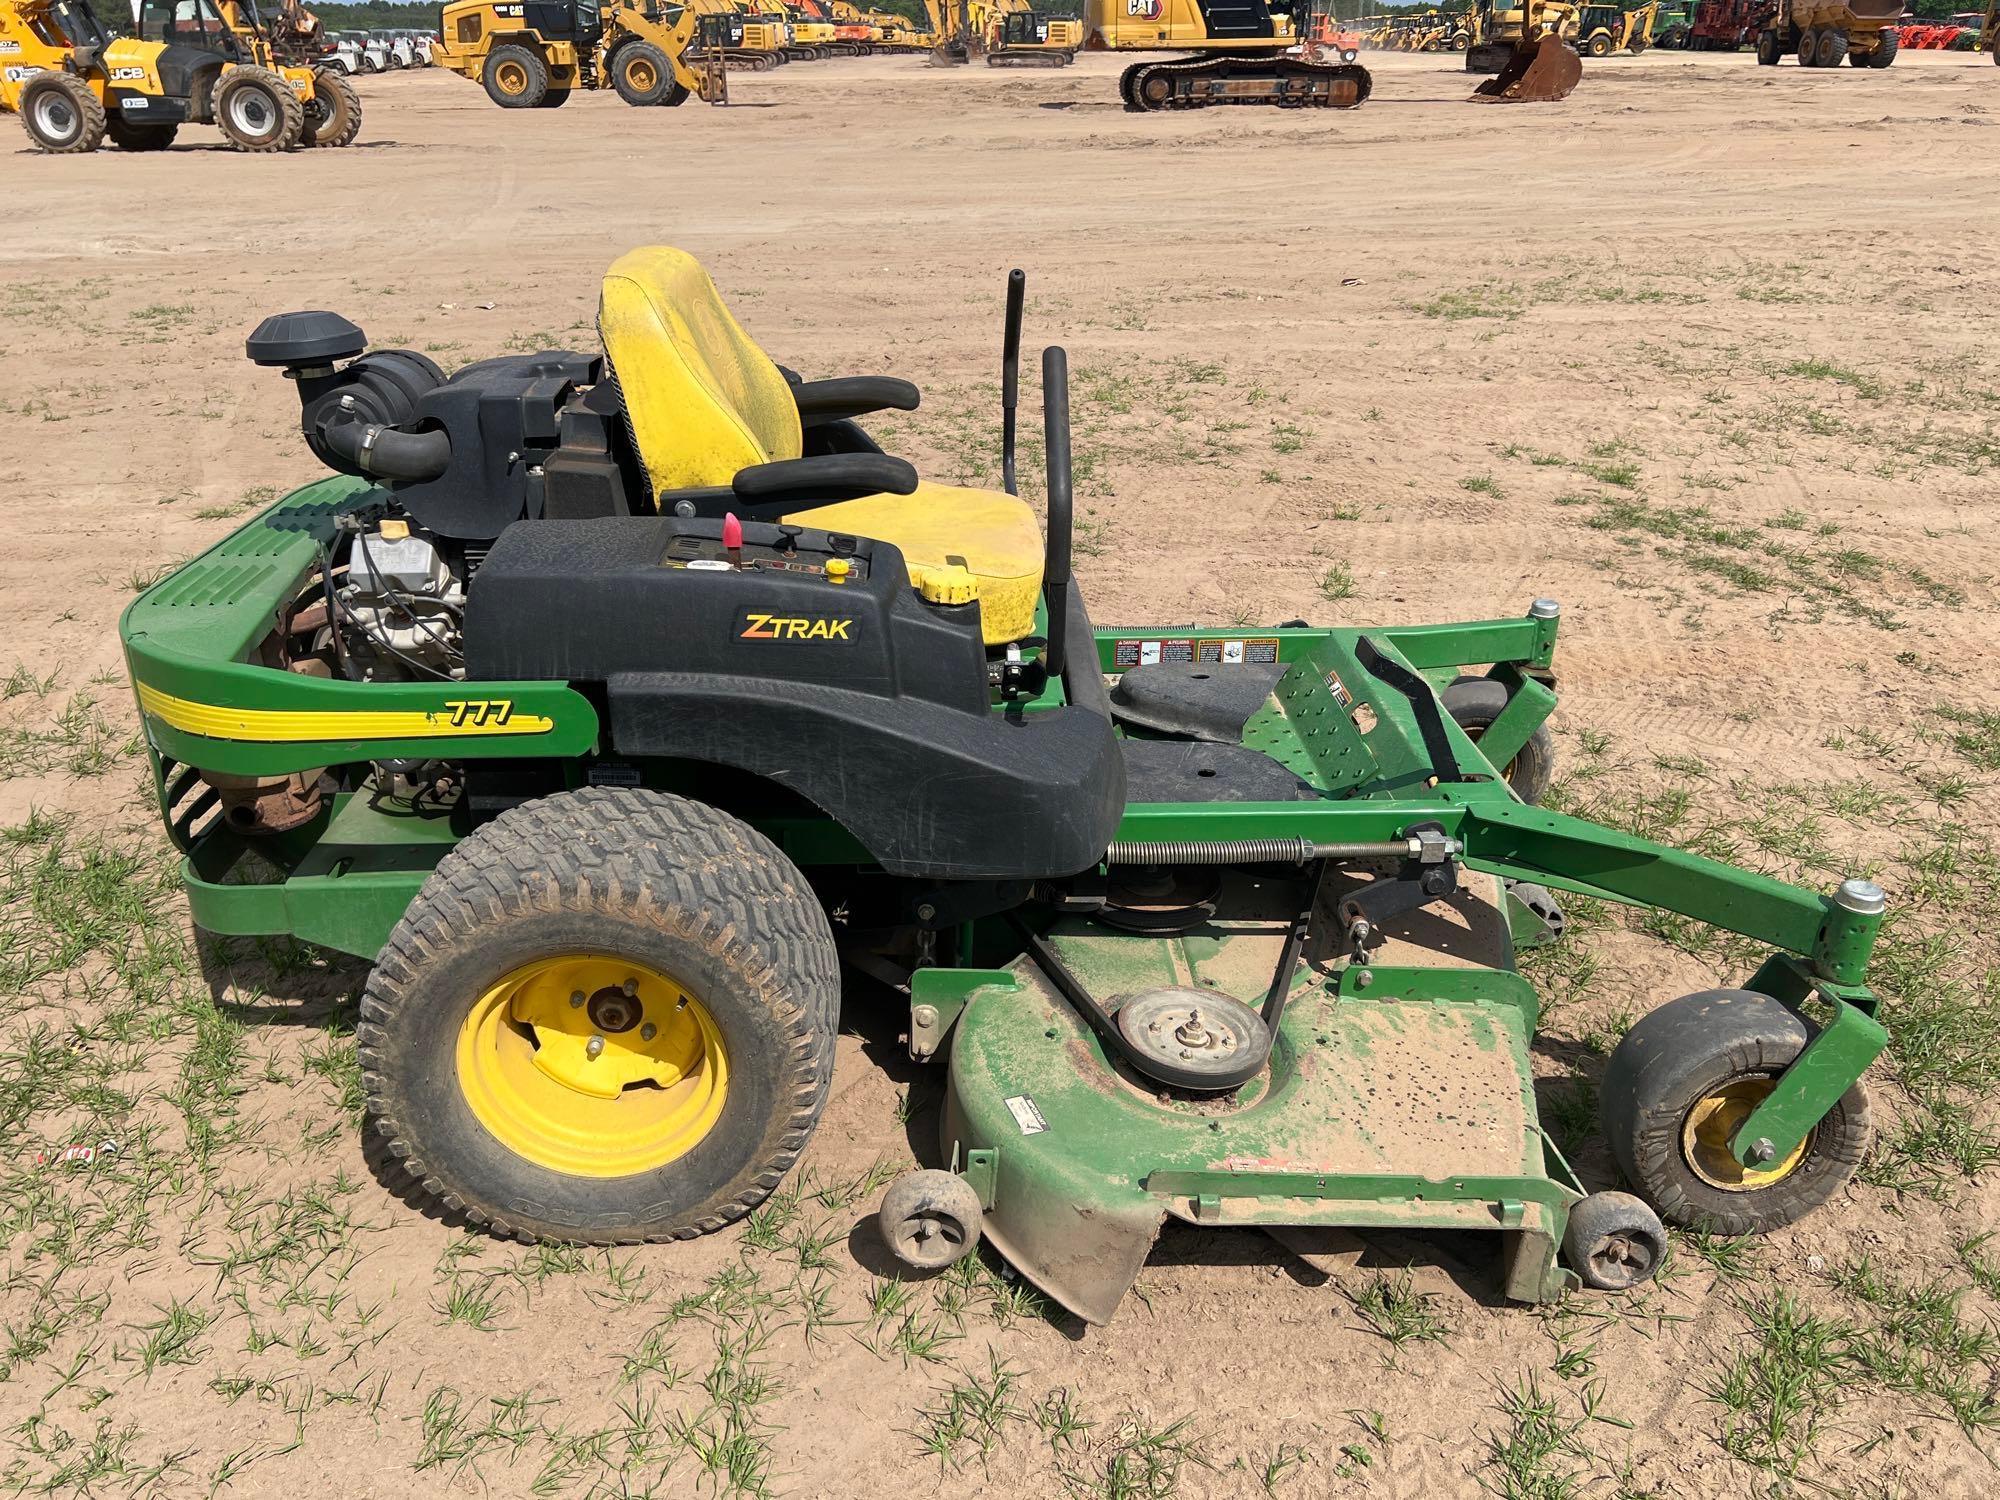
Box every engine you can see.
[334,518,466,681]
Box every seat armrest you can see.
[791,377,921,427]
[731,453,919,504]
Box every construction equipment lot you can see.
[3,43,1999,1498]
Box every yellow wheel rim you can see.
[1681,1076,1808,1191]
[629,59,657,89]
[455,954,728,1178]
[497,62,528,94]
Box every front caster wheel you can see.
[1441,676,1555,805]
[879,1170,982,1270]
[1564,1191,1666,1290]
[1600,989,1872,1236]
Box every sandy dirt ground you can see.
[3,44,1999,1500]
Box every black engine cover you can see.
[465,516,1125,881]
[394,351,602,542]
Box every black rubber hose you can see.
[319,418,450,482]
[1041,345,1072,681]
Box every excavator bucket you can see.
[1470,34,1582,102]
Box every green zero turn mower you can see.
[121,248,1889,1323]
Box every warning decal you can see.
[1195,638,1281,665]
[1003,1095,1049,1136]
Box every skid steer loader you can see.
[0,0,358,152]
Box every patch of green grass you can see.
[1460,474,1504,498]
[1345,1270,1454,1353]
[1318,563,1354,603]
[1708,1292,1855,1478]
[913,1352,1023,1470]
[1784,358,1885,401]
[1836,1255,2000,1433]
[1063,1412,1209,1499]
[1410,284,1522,322]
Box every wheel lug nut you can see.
[640,1023,657,1042]
[622,977,638,997]
[570,991,586,1008]
[586,1034,605,1060]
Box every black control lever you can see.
[1042,345,1073,682]
[1000,269,1025,497]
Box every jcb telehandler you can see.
[1,0,359,152]
[435,0,724,106]
[122,247,1890,1325]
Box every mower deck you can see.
[937,871,1583,1322]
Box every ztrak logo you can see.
[1125,0,1163,17]
[738,613,856,643]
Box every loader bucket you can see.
[1470,35,1582,102]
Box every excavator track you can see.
[987,48,1075,67]
[1119,55,1372,111]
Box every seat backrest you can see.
[598,247,803,498]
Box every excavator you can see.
[1466,0,1582,97]
[1080,0,1373,109]
[781,0,836,58]
[925,0,1082,66]
[728,0,794,65]
[826,0,880,52]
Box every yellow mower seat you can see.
[598,246,1045,644]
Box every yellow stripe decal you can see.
[137,683,555,743]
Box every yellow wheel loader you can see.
[1083,0,1372,109]
[435,0,724,106]
[0,0,356,152]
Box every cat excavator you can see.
[925,0,1081,65]
[1081,0,1372,110]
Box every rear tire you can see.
[19,73,106,153]
[301,67,362,147]
[1600,989,1872,1236]
[105,114,179,151]
[1756,28,1781,65]
[1796,27,1818,65]
[1815,27,1848,67]
[214,67,303,152]
[536,86,572,108]
[1869,31,1898,67]
[358,787,840,1244]
[1441,676,1555,806]
[483,43,549,107]
[1587,34,1612,57]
